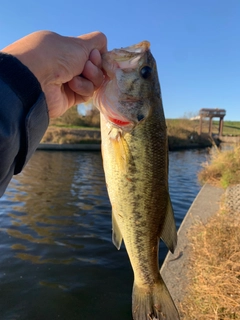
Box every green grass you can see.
[167,119,240,136]
[220,121,240,135]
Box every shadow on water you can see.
[0,149,208,320]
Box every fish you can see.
[93,41,180,320]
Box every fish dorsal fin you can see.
[160,194,177,253]
[108,127,131,174]
[112,212,122,250]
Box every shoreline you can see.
[37,143,101,151]
[161,183,225,317]
[40,124,239,152]
[37,142,217,152]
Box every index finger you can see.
[78,31,107,55]
[89,49,102,68]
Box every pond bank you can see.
[161,184,224,305]
[37,141,215,151]
[161,183,224,318]
[40,126,222,151]
[37,143,101,151]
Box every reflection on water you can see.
[0,149,208,320]
[1,152,111,264]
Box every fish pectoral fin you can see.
[109,128,133,174]
[112,212,123,250]
[160,195,177,254]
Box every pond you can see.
[0,148,208,320]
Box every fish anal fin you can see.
[112,212,123,250]
[160,195,177,254]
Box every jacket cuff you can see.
[0,52,43,108]
[0,53,49,174]
[16,92,49,173]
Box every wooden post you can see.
[199,115,203,134]
[219,117,224,136]
[199,109,226,136]
[209,117,213,135]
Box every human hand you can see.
[2,31,107,118]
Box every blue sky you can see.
[1,0,239,120]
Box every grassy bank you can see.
[42,114,225,148]
[41,122,212,149]
[180,145,240,319]
[41,107,240,148]
[166,118,212,149]
[41,126,101,144]
[221,121,240,136]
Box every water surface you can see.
[0,149,208,320]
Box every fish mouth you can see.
[93,41,151,129]
[113,41,150,58]
[122,41,150,53]
[101,41,150,74]
[111,41,150,69]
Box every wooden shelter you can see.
[199,108,226,136]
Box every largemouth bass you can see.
[93,41,179,320]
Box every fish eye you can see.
[140,66,152,79]
[137,114,144,122]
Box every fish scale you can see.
[94,41,180,320]
[109,119,166,282]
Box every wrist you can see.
[1,31,56,90]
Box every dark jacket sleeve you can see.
[0,53,49,197]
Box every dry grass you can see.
[166,119,214,149]
[180,205,240,319]
[41,127,101,144]
[181,143,240,319]
[198,145,240,188]
[43,117,214,147]
[42,117,239,147]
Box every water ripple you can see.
[0,149,209,319]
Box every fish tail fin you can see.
[132,279,180,320]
